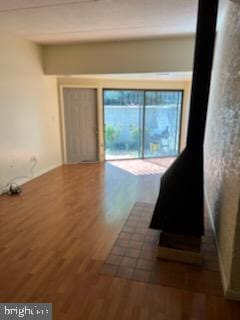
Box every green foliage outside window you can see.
[105,124,120,149]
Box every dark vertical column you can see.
[149,0,219,237]
[187,0,219,149]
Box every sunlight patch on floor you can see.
[108,158,175,176]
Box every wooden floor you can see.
[0,162,240,319]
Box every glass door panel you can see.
[104,90,143,160]
[143,91,183,158]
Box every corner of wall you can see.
[205,191,240,300]
[0,32,63,189]
[41,45,47,75]
[204,191,229,296]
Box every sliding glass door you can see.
[104,90,143,160]
[144,91,182,158]
[104,89,183,160]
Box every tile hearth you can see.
[101,202,222,296]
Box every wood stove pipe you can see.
[149,0,219,237]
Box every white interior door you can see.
[63,88,98,163]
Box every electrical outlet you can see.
[10,159,15,168]
[30,156,37,162]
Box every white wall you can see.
[43,36,195,75]
[0,32,193,190]
[0,32,62,191]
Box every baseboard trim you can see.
[29,162,62,182]
[205,195,229,294]
[204,192,240,301]
[0,162,62,195]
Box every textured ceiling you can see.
[0,0,226,44]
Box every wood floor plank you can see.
[0,162,240,319]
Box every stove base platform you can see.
[157,232,203,265]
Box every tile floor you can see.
[101,202,222,296]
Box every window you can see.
[104,89,183,160]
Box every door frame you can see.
[102,88,184,161]
[59,85,101,164]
